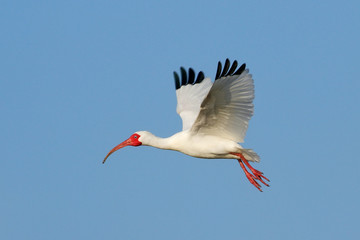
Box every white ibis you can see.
[103,59,269,191]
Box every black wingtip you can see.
[220,58,230,78]
[195,71,205,84]
[188,68,195,84]
[215,61,222,80]
[227,60,238,76]
[174,71,180,90]
[180,67,187,86]
[215,59,246,80]
[174,66,206,90]
[234,63,246,75]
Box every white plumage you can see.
[103,59,269,191]
[176,77,212,131]
[191,70,254,143]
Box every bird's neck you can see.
[138,131,174,150]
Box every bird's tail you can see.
[240,149,260,163]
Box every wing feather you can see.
[174,68,212,131]
[190,60,254,142]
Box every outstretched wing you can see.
[190,59,255,142]
[174,67,213,131]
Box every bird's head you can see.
[102,132,143,164]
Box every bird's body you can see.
[103,59,269,191]
[136,130,244,159]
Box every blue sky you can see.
[1,0,360,239]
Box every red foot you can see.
[231,153,270,192]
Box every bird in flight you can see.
[103,59,269,191]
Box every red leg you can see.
[231,152,270,191]
[241,156,270,185]
[238,159,263,192]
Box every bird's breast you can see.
[168,132,242,159]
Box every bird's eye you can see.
[134,135,138,139]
